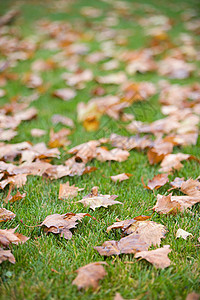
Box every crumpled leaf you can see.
[0,248,15,264]
[135,245,171,269]
[40,212,94,240]
[142,173,169,190]
[48,128,71,148]
[0,208,16,222]
[111,173,132,182]
[159,153,197,173]
[78,186,122,210]
[6,190,26,204]
[176,228,192,240]
[59,181,83,200]
[53,88,76,101]
[107,218,166,247]
[96,147,130,162]
[0,226,29,247]
[180,178,200,197]
[153,193,200,214]
[72,261,108,290]
[94,234,148,256]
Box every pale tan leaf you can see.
[0,208,16,222]
[111,173,132,182]
[0,248,15,264]
[135,245,171,269]
[176,228,192,240]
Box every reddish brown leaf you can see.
[142,173,169,190]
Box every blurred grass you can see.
[0,0,200,299]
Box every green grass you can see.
[0,0,200,299]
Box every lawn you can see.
[0,0,200,299]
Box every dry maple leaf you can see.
[0,226,29,247]
[142,173,169,190]
[96,147,130,162]
[78,186,122,210]
[180,178,200,197]
[107,218,166,247]
[40,212,94,240]
[53,88,76,101]
[5,190,26,204]
[68,140,100,164]
[48,128,71,148]
[0,208,16,222]
[147,142,174,165]
[94,234,148,256]
[135,245,172,269]
[153,194,181,214]
[0,248,15,264]
[72,261,108,290]
[159,153,196,173]
[176,228,192,240]
[111,173,132,182]
[59,181,83,200]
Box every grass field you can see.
[0,0,200,299]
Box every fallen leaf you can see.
[142,173,169,190]
[0,248,15,264]
[111,173,132,182]
[153,194,181,214]
[159,153,194,173]
[5,190,26,204]
[40,212,94,240]
[31,128,46,137]
[186,292,200,300]
[94,234,148,256]
[107,218,166,247]
[48,128,71,148]
[78,186,122,210]
[52,114,74,128]
[59,181,82,200]
[53,88,76,101]
[176,228,192,240]
[0,226,29,247]
[180,178,200,197]
[72,262,108,290]
[96,147,130,162]
[135,245,171,269]
[114,293,136,300]
[0,208,16,222]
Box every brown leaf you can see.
[0,248,15,264]
[186,292,200,300]
[94,234,148,256]
[153,193,200,214]
[147,142,173,165]
[40,212,94,240]
[59,181,82,200]
[0,208,16,222]
[5,190,26,204]
[107,219,166,247]
[159,153,193,173]
[53,88,76,101]
[180,178,200,197]
[48,128,71,148]
[142,173,169,190]
[51,114,74,128]
[78,186,122,210]
[72,262,108,290]
[135,245,171,269]
[153,194,181,214]
[0,226,29,247]
[111,173,132,182]
[169,177,185,190]
[96,147,130,162]
[31,128,46,137]
[68,140,100,163]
